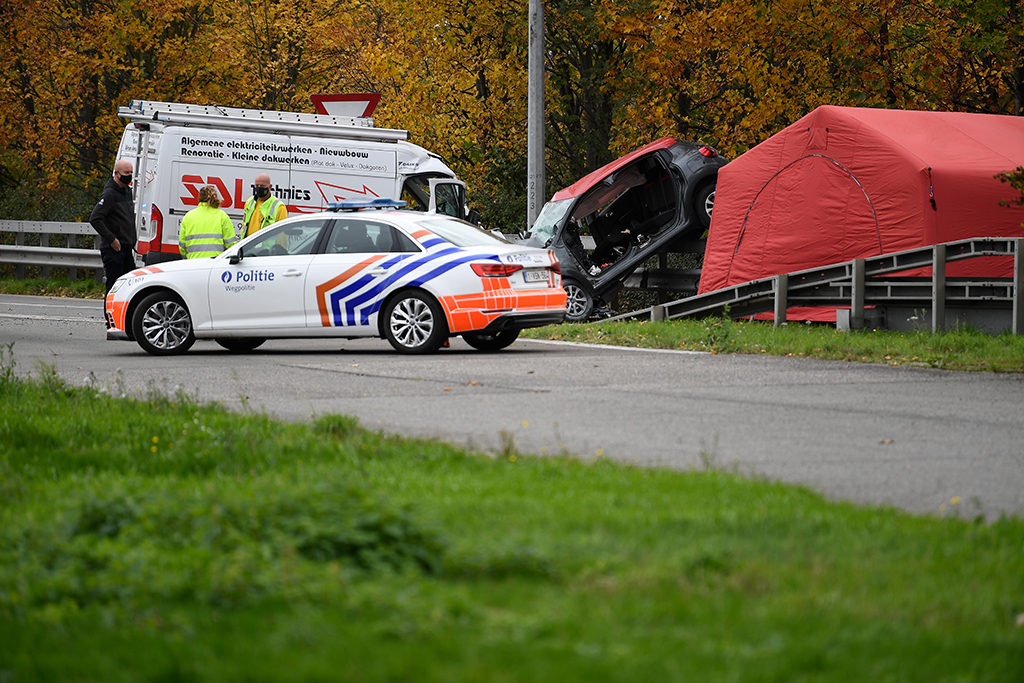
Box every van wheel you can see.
[132,292,195,355]
[384,291,449,354]
[463,329,520,351]
[215,338,266,352]
[563,279,593,323]
[695,183,716,229]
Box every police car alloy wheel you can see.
[384,291,449,354]
[132,291,196,355]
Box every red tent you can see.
[698,106,1024,318]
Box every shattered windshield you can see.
[527,198,573,246]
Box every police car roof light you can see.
[327,198,407,212]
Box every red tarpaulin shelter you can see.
[698,106,1024,319]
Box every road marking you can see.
[517,338,707,355]
[1,301,101,311]
[0,313,100,323]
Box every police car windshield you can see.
[418,218,510,247]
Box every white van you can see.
[116,100,473,265]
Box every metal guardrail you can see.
[0,220,103,281]
[607,237,1023,335]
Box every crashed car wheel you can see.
[462,329,520,351]
[563,279,593,323]
[215,338,266,352]
[696,183,716,229]
[132,291,196,356]
[384,290,449,354]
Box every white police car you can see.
[105,200,567,355]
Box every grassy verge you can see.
[522,318,1024,372]
[1,348,1022,682]
[0,276,105,299]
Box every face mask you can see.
[119,174,132,185]
[254,186,270,199]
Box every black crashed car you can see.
[519,137,727,322]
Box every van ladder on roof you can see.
[117,100,411,142]
[122,100,376,128]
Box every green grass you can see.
[523,317,1024,372]
[0,275,105,299]
[1,347,1022,681]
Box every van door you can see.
[428,179,467,220]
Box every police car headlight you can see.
[109,278,126,294]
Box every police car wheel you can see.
[462,329,520,351]
[384,291,449,354]
[132,292,196,356]
[215,338,266,352]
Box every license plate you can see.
[523,269,548,283]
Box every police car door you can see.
[304,217,421,333]
[209,218,329,331]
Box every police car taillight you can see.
[699,145,718,157]
[472,263,524,277]
[549,261,561,275]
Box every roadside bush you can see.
[0,353,447,620]
[0,472,446,618]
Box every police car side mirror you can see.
[229,248,243,265]
[467,208,481,226]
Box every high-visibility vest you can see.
[178,204,238,259]
[243,195,286,236]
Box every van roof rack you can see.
[117,100,410,143]
[326,198,407,212]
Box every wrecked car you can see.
[519,137,728,322]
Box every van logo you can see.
[222,272,232,283]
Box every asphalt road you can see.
[3,293,1023,520]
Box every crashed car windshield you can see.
[526,198,573,247]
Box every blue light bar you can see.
[327,198,407,212]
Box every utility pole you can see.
[527,0,545,229]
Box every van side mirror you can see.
[229,248,243,265]
[467,208,481,226]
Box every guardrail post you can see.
[1014,238,1023,335]
[773,273,788,327]
[932,243,946,333]
[14,230,25,280]
[851,259,865,329]
[68,233,78,281]
[39,233,50,279]
[650,304,666,322]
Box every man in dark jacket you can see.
[90,159,137,293]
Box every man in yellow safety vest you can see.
[242,173,288,237]
[179,186,238,259]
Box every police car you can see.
[105,200,567,355]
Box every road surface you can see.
[3,293,1022,519]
